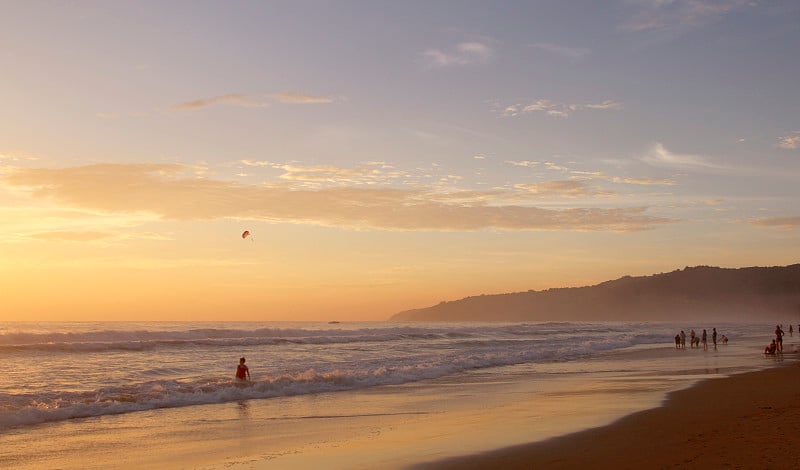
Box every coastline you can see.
[414,358,800,469]
[2,325,793,469]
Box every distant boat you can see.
[328,321,341,324]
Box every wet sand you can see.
[416,360,800,469]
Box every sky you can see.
[1,0,799,321]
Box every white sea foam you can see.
[0,321,773,430]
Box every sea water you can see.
[0,321,783,432]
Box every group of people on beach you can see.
[764,324,794,355]
[674,328,726,351]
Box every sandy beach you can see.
[2,324,795,470]
[418,360,800,470]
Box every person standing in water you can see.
[775,325,784,353]
[236,357,251,381]
[712,328,718,350]
[702,329,708,351]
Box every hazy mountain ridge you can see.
[390,264,800,322]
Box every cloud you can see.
[500,99,622,118]
[171,94,270,111]
[239,161,407,185]
[271,93,334,104]
[423,41,493,67]
[515,180,615,198]
[617,176,675,185]
[3,163,673,233]
[751,216,800,229]
[620,0,750,33]
[506,160,540,167]
[240,160,274,167]
[641,143,720,170]
[531,43,591,60]
[274,164,406,185]
[571,171,675,186]
[584,100,624,110]
[171,92,335,111]
[0,152,38,162]
[777,131,800,149]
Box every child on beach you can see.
[765,340,777,355]
[236,357,251,381]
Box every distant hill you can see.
[390,264,800,322]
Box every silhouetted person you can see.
[765,340,777,355]
[775,325,784,353]
[702,329,708,351]
[680,330,686,349]
[712,328,717,350]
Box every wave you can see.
[0,323,643,354]
[0,327,473,353]
[0,329,645,429]
[2,321,759,430]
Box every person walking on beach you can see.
[680,330,686,349]
[702,329,708,351]
[690,329,696,349]
[675,334,681,349]
[790,324,793,337]
[775,325,784,353]
[236,357,251,381]
[712,328,717,350]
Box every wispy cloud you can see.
[507,161,674,187]
[500,99,622,118]
[238,161,407,185]
[621,0,751,33]
[275,164,407,185]
[571,171,675,186]
[171,94,270,111]
[3,164,672,233]
[515,180,615,198]
[777,131,800,149]
[530,43,590,60]
[641,143,720,170]
[0,152,39,162]
[423,41,493,67]
[271,93,334,104]
[171,92,335,111]
[505,160,540,168]
[751,216,800,229]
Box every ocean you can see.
[0,321,791,468]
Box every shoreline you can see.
[413,357,800,469]
[2,327,793,469]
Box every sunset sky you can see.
[2,1,799,321]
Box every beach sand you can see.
[416,361,800,470]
